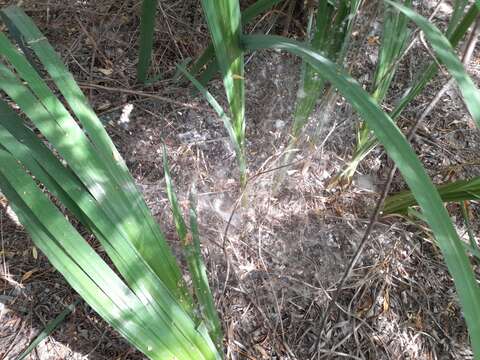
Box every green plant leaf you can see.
[0,7,222,359]
[338,2,479,183]
[0,6,193,308]
[189,0,283,83]
[163,150,223,349]
[242,34,480,358]
[200,0,246,186]
[340,0,411,183]
[0,151,179,360]
[384,176,480,214]
[387,0,480,128]
[292,0,360,140]
[137,0,159,83]
[16,299,80,360]
[176,64,243,177]
[163,148,189,241]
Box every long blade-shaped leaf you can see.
[163,150,223,349]
[0,8,222,359]
[0,59,195,312]
[449,0,469,37]
[371,0,411,103]
[387,1,480,128]
[16,299,80,360]
[137,0,159,83]
[242,34,480,357]
[275,0,361,189]
[384,176,480,214]
[188,194,223,350]
[200,0,246,186]
[392,3,478,120]
[189,0,283,83]
[0,8,193,309]
[1,6,170,249]
[0,152,177,360]
[163,149,189,241]
[292,0,360,139]
[176,64,243,172]
[339,0,411,183]
[0,101,217,359]
[339,2,479,183]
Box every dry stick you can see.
[158,0,186,63]
[314,17,480,359]
[77,82,213,111]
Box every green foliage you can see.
[388,1,480,126]
[371,1,411,103]
[339,0,411,183]
[200,0,246,187]
[138,0,284,86]
[338,1,478,183]
[274,0,360,188]
[177,64,243,173]
[461,201,479,256]
[242,32,480,358]
[137,0,159,83]
[292,0,360,139]
[384,176,480,214]
[189,0,283,85]
[16,299,80,360]
[2,1,480,358]
[0,6,221,360]
[163,150,223,350]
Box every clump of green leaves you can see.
[4,1,480,359]
[0,6,221,360]
[336,0,476,184]
[188,0,283,86]
[335,0,411,184]
[198,0,480,354]
[275,0,360,188]
[200,0,246,187]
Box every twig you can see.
[78,82,213,111]
[314,16,480,359]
